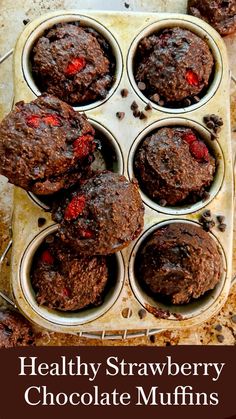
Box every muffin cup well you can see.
[127,117,224,215]
[127,18,223,113]
[22,14,123,111]
[28,119,124,211]
[128,219,227,321]
[18,225,125,328]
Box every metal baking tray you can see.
[10,10,233,334]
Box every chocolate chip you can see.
[231,315,236,323]
[158,199,167,207]
[139,111,147,120]
[23,18,30,25]
[138,82,146,91]
[183,98,192,107]
[138,309,147,319]
[124,2,130,8]
[218,223,226,232]
[131,101,138,110]
[216,334,225,343]
[116,112,125,120]
[203,209,211,218]
[206,120,215,130]
[149,335,156,343]
[150,93,160,103]
[38,217,46,228]
[217,118,224,127]
[145,102,152,111]
[133,110,141,118]
[215,324,222,332]
[192,95,200,103]
[121,88,129,98]
[203,115,211,123]
[217,215,225,224]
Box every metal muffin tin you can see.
[10,10,233,334]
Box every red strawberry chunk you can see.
[189,140,209,162]
[42,114,61,126]
[62,287,70,297]
[65,57,86,76]
[64,195,86,220]
[185,70,199,86]
[183,132,197,145]
[73,134,94,158]
[79,229,94,238]
[26,114,40,128]
[41,250,54,264]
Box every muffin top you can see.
[135,127,215,206]
[0,309,35,348]
[137,222,223,304]
[0,94,95,195]
[31,235,109,311]
[32,23,115,105]
[52,171,144,255]
[135,27,214,106]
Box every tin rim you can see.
[128,219,227,320]
[18,225,125,327]
[127,17,223,114]
[127,117,225,215]
[21,14,123,111]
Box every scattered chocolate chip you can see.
[158,199,167,207]
[121,88,129,98]
[138,309,147,319]
[203,115,211,123]
[203,209,211,218]
[215,324,222,332]
[116,111,125,120]
[145,102,152,111]
[23,18,30,25]
[218,223,226,232]
[38,217,46,228]
[133,110,141,118]
[217,215,225,224]
[149,335,156,343]
[216,334,225,343]
[231,315,236,323]
[131,100,138,110]
[124,2,130,8]
[138,81,146,91]
[192,95,200,103]
[206,120,215,130]
[139,111,147,120]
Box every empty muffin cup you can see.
[129,219,226,320]
[28,120,124,211]
[128,117,224,215]
[22,13,123,111]
[17,225,124,329]
[127,17,223,113]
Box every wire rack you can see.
[0,48,236,340]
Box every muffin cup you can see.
[21,14,123,111]
[128,117,225,215]
[127,18,223,113]
[28,119,124,211]
[128,219,227,320]
[15,225,125,330]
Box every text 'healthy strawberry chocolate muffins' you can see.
[0,94,95,195]
[135,223,223,305]
[31,22,116,106]
[52,171,144,255]
[134,27,214,108]
[134,126,216,206]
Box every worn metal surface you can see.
[0,0,236,345]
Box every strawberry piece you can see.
[62,287,70,297]
[73,134,94,159]
[65,57,86,76]
[183,132,197,145]
[41,250,54,264]
[79,229,94,238]
[42,114,61,126]
[26,114,40,128]
[64,195,86,220]
[189,140,209,162]
[186,70,199,86]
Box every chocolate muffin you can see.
[0,94,95,195]
[135,27,214,107]
[134,127,215,206]
[32,23,115,106]
[188,0,236,36]
[137,223,223,305]
[0,309,35,348]
[31,235,109,311]
[52,171,144,255]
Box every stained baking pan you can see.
[10,10,233,334]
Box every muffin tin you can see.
[10,10,233,334]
